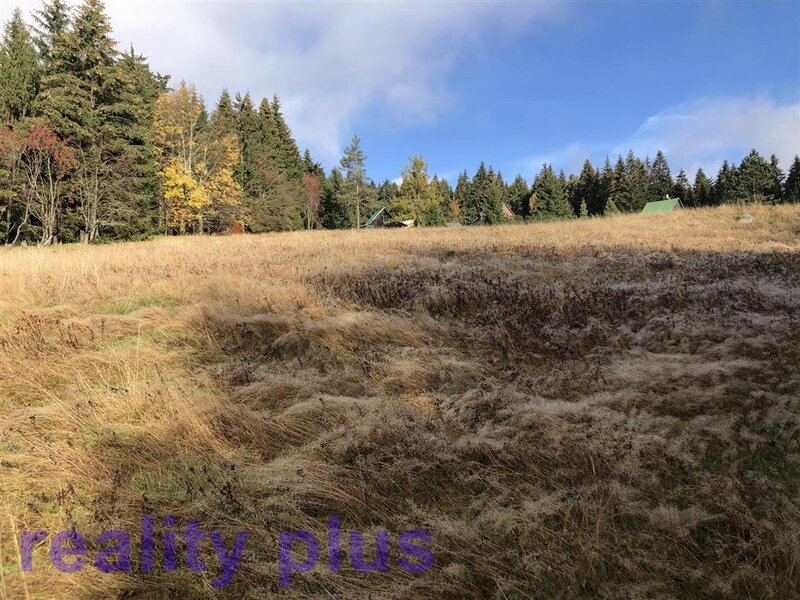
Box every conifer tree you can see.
[769,154,784,203]
[597,157,613,215]
[574,159,599,215]
[376,178,399,206]
[604,198,620,216]
[210,89,236,138]
[506,174,530,217]
[648,150,673,200]
[0,9,40,124]
[270,95,302,183]
[339,134,367,228]
[713,160,738,205]
[31,0,70,70]
[432,175,455,220]
[105,46,164,240]
[579,199,588,218]
[389,156,442,226]
[34,0,141,241]
[783,156,800,204]
[532,164,571,220]
[693,167,713,207]
[234,93,262,199]
[454,170,472,223]
[626,150,649,210]
[609,155,630,211]
[672,169,692,205]
[466,163,503,223]
[320,167,350,228]
[736,149,773,204]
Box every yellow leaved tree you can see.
[154,82,242,234]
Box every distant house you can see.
[642,197,683,214]
[470,204,515,226]
[364,207,415,228]
[364,207,391,228]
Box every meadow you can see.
[1,205,799,599]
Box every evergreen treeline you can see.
[1,2,798,245]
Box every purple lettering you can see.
[350,530,389,572]
[94,530,131,573]
[182,520,206,573]
[209,530,249,588]
[328,515,341,573]
[140,515,154,573]
[397,530,433,574]
[50,531,87,573]
[278,530,319,588]
[163,516,177,572]
[20,530,47,571]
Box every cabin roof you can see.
[642,197,682,213]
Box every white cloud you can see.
[521,94,800,177]
[13,0,561,167]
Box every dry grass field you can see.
[1,205,799,599]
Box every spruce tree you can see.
[105,46,164,240]
[769,154,784,203]
[454,170,473,223]
[783,156,800,204]
[604,198,620,216]
[626,150,649,210]
[532,164,571,220]
[575,159,599,215]
[713,160,738,205]
[210,89,236,137]
[736,149,773,204]
[270,95,302,182]
[609,155,630,211]
[566,172,579,216]
[597,157,613,214]
[672,169,692,205]
[388,155,442,226]
[579,199,588,218]
[648,150,673,200]
[234,93,263,200]
[320,167,350,229]
[34,0,141,242]
[465,163,487,223]
[506,175,530,217]
[468,163,503,223]
[339,134,367,228]
[432,175,455,220]
[31,0,70,70]
[0,9,40,124]
[376,179,399,206]
[693,167,713,207]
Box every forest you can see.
[1,0,799,245]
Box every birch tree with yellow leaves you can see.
[154,82,242,234]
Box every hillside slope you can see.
[1,205,799,599]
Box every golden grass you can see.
[1,204,799,598]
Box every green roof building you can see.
[641,197,683,214]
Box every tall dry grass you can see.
[1,205,799,598]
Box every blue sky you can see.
[13,0,800,183]
[357,1,800,182]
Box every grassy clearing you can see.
[1,205,799,599]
